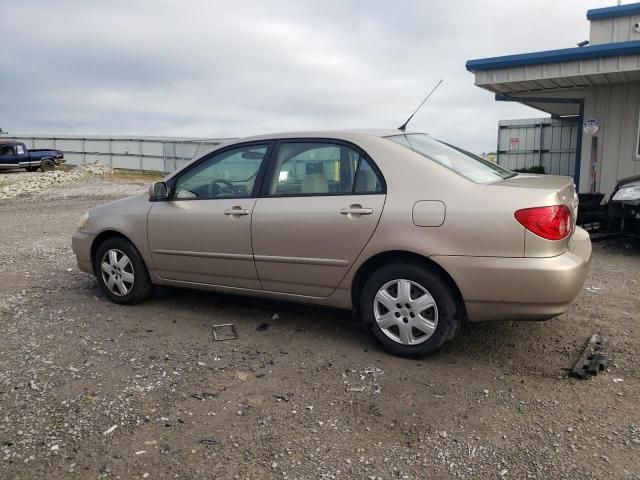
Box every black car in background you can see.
[608,175,640,237]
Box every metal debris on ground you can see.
[191,391,218,401]
[211,323,238,341]
[199,437,218,446]
[568,334,609,379]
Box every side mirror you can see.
[150,182,169,201]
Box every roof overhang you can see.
[587,2,640,20]
[466,40,640,97]
[494,94,582,117]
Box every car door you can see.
[147,142,272,289]
[251,140,386,297]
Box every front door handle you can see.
[340,205,373,216]
[224,207,250,216]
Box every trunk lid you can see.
[491,174,579,256]
[499,174,578,216]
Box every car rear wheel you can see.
[93,237,153,305]
[360,262,461,357]
[40,158,55,172]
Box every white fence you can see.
[2,134,236,172]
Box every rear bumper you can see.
[432,227,592,322]
[72,231,95,274]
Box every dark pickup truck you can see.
[0,141,65,172]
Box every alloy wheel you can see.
[373,278,438,345]
[100,249,135,296]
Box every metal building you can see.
[466,2,640,197]
[496,117,579,176]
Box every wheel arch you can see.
[350,250,467,320]
[90,230,147,270]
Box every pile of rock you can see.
[0,164,114,200]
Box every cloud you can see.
[0,0,613,152]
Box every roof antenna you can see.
[398,79,443,132]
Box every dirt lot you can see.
[0,168,639,480]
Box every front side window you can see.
[269,142,384,196]
[387,133,515,184]
[16,145,25,155]
[173,144,268,200]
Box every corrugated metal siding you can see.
[1,135,234,172]
[473,56,640,94]
[497,118,578,176]
[578,81,640,194]
[589,15,640,45]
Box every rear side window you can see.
[387,133,514,184]
[16,145,25,155]
[269,142,384,196]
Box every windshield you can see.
[386,133,515,184]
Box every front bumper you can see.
[432,227,592,322]
[55,158,66,165]
[608,200,640,235]
[72,231,95,274]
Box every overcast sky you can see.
[1,0,618,152]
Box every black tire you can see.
[93,236,154,305]
[40,158,55,172]
[360,262,461,357]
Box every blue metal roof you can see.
[587,2,640,20]
[466,40,640,71]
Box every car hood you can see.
[616,175,640,189]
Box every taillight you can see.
[514,205,572,241]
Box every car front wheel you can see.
[360,262,461,357]
[93,237,153,305]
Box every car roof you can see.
[234,129,425,142]
[0,141,19,145]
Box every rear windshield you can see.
[386,133,515,184]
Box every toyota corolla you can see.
[72,130,592,357]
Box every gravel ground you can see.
[0,169,639,480]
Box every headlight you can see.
[78,211,90,229]
[612,185,640,201]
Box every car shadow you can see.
[131,285,563,367]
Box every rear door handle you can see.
[340,206,373,215]
[224,207,250,216]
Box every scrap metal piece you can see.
[211,323,238,341]
[569,334,609,379]
[199,437,218,445]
